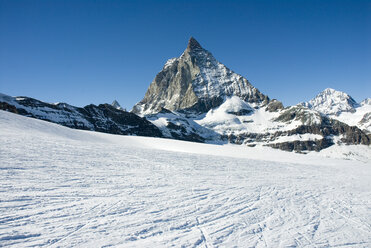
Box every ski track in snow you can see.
[0,111,371,247]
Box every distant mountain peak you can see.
[187,36,203,51]
[111,100,124,110]
[361,98,371,106]
[302,88,359,116]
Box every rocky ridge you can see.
[0,93,162,138]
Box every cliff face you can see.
[132,37,268,115]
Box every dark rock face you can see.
[187,37,202,50]
[165,121,205,143]
[265,99,284,112]
[268,139,334,153]
[0,102,18,113]
[82,104,163,137]
[227,109,253,116]
[0,95,163,138]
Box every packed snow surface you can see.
[1,110,371,247]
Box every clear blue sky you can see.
[1,0,370,109]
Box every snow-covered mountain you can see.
[302,89,371,133]
[1,38,370,152]
[132,38,370,151]
[302,88,359,116]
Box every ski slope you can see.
[1,110,370,247]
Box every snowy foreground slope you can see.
[1,110,371,247]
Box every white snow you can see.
[195,99,304,135]
[267,133,323,144]
[1,110,371,247]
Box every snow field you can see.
[0,111,370,247]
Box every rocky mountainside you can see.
[0,93,162,137]
[302,89,371,133]
[132,38,370,151]
[132,37,268,115]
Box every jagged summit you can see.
[302,88,359,116]
[132,38,268,115]
[186,37,203,51]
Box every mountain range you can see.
[1,37,370,152]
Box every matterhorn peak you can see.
[186,36,203,51]
[132,37,268,115]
